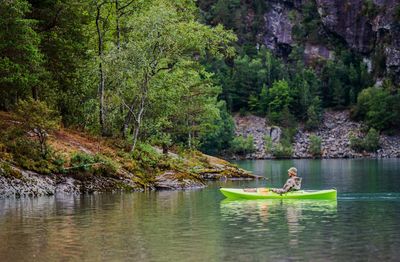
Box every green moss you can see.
[0,162,22,179]
[133,170,156,190]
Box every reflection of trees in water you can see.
[0,194,152,260]
[0,191,225,261]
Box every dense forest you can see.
[0,0,399,160]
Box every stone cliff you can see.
[234,110,400,159]
[238,0,400,83]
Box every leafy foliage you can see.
[231,135,255,155]
[0,0,399,163]
[0,0,46,109]
[353,87,400,131]
[15,99,60,158]
[350,128,380,152]
[271,141,293,159]
[309,134,322,157]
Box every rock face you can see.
[316,0,375,54]
[314,0,400,81]
[233,111,400,159]
[304,43,335,64]
[294,110,400,158]
[0,167,138,198]
[234,115,281,158]
[257,0,400,83]
[233,114,287,159]
[294,110,361,158]
[263,2,293,55]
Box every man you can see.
[271,167,302,195]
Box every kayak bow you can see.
[220,188,337,200]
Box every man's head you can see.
[288,167,297,177]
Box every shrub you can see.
[231,135,255,155]
[93,155,118,177]
[309,134,322,157]
[350,128,380,152]
[272,141,293,159]
[353,87,399,131]
[363,128,380,152]
[264,136,273,154]
[361,0,379,19]
[269,128,295,158]
[69,152,118,177]
[15,99,60,158]
[0,162,22,179]
[70,152,96,171]
[132,142,161,168]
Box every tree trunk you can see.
[115,0,121,50]
[32,86,38,101]
[130,97,145,153]
[96,4,106,136]
[121,104,133,138]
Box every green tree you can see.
[268,80,293,125]
[199,101,235,155]
[309,134,322,157]
[0,0,46,109]
[305,97,323,130]
[28,0,93,125]
[354,87,399,131]
[106,0,236,151]
[231,135,255,155]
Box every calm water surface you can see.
[1,159,400,261]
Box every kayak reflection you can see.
[220,199,337,246]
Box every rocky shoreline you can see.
[0,154,257,198]
[234,110,400,159]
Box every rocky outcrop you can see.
[294,110,400,158]
[234,115,281,158]
[0,153,257,198]
[262,2,293,55]
[258,0,400,82]
[233,111,400,159]
[315,0,400,81]
[316,0,375,54]
[304,43,335,64]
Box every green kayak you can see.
[220,188,337,200]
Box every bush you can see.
[264,136,273,154]
[363,128,380,152]
[353,87,399,131]
[269,128,295,158]
[15,99,60,158]
[0,162,22,179]
[69,152,118,177]
[231,135,255,155]
[272,141,293,159]
[132,142,161,168]
[350,128,380,152]
[309,134,322,157]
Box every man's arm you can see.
[272,179,294,194]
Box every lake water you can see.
[1,159,400,261]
